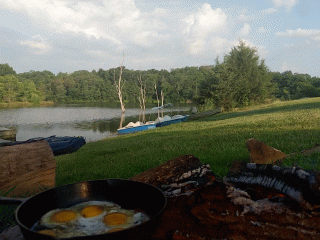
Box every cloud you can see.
[20,34,52,54]
[233,39,269,58]
[86,49,106,58]
[239,23,251,37]
[183,3,227,36]
[210,36,232,55]
[182,3,228,55]
[270,0,299,10]
[276,28,320,40]
[0,0,169,48]
[235,7,277,26]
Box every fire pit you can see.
[131,155,320,240]
[1,155,320,240]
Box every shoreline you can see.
[0,101,55,108]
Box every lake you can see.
[0,102,192,142]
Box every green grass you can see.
[55,97,320,186]
[2,97,320,233]
[0,187,18,233]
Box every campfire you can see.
[131,155,320,240]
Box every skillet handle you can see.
[0,196,27,205]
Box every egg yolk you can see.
[38,229,56,237]
[103,212,127,225]
[50,210,77,223]
[80,205,104,218]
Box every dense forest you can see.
[1,41,320,110]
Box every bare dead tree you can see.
[137,71,146,123]
[154,82,160,118]
[114,53,125,113]
[161,89,164,117]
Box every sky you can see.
[0,0,320,77]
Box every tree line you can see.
[1,41,320,109]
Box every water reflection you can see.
[0,103,191,142]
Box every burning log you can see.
[225,161,320,206]
[132,156,320,239]
[130,154,216,197]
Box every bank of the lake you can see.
[55,97,320,187]
[0,101,55,108]
[0,102,192,142]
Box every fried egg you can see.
[103,208,150,232]
[69,201,116,236]
[70,200,120,218]
[40,209,79,228]
[37,200,150,238]
[104,212,128,225]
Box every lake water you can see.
[0,102,191,142]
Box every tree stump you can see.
[0,140,56,197]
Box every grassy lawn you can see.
[55,97,320,185]
[1,97,320,233]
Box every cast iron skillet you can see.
[0,179,167,240]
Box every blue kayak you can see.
[0,135,86,156]
[117,123,156,134]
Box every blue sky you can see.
[0,0,319,77]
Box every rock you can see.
[246,138,287,164]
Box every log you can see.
[0,140,56,197]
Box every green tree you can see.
[17,70,55,100]
[203,41,274,110]
[271,71,320,100]
[97,68,118,102]
[16,79,40,102]
[0,64,16,76]
[0,75,20,102]
[223,41,273,105]
[197,65,217,105]
[49,74,68,102]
